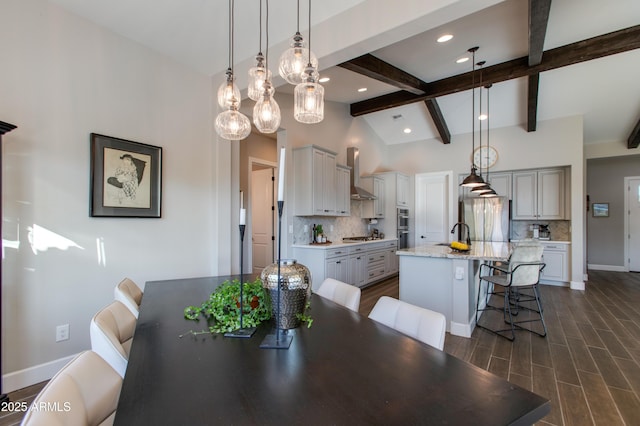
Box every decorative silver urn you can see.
[260,259,312,329]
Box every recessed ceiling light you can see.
[403,128,412,134]
[437,34,453,43]
[319,77,330,83]
[357,87,368,92]
[456,56,469,64]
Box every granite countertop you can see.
[396,242,513,261]
[292,238,398,249]
[511,239,571,244]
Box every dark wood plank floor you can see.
[4,271,639,425]
[361,271,640,426]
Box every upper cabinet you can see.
[512,168,565,220]
[396,173,410,207]
[360,175,385,218]
[335,164,351,217]
[293,145,337,216]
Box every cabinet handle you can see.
[357,256,361,260]
[336,261,341,264]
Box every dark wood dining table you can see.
[114,275,550,425]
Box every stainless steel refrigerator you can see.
[462,197,510,242]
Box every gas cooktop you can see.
[342,236,380,243]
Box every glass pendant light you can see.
[248,1,271,101]
[254,80,281,133]
[253,0,281,133]
[215,0,251,141]
[294,0,324,123]
[216,99,251,140]
[217,68,241,108]
[279,0,318,85]
[461,47,486,188]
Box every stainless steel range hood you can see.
[347,147,377,200]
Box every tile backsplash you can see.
[292,201,384,245]
[511,220,570,241]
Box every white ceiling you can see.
[48,0,640,147]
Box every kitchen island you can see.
[397,242,513,338]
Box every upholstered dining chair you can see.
[21,350,122,426]
[114,277,143,318]
[315,278,362,312]
[90,300,136,378]
[476,243,546,341]
[368,296,447,350]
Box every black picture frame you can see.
[90,133,162,218]
[592,203,609,217]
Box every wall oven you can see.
[397,208,409,249]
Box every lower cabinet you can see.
[540,243,570,284]
[292,240,399,291]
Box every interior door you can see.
[251,167,275,274]
[415,172,451,246]
[629,178,640,272]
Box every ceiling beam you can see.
[338,54,429,95]
[349,25,640,117]
[629,118,640,149]
[528,0,551,66]
[526,0,551,132]
[424,99,451,144]
[339,53,451,143]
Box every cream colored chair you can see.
[90,300,136,378]
[368,296,447,350]
[21,350,122,426]
[114,277,143,318]
[315,278,362,312]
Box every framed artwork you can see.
[592,203,609,217]
[90,133,162,218]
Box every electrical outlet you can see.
[56,324,69,342]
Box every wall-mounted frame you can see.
[90,133,162,218]
[592,202,609,217]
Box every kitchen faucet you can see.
[450,222,471,246]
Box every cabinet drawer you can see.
[541,244,567,252]
[348,245,367,255]
[326,248,349,259]
[367,251,387,265]
[367,265,386,282]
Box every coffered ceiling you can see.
[47,0,640,148]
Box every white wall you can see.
[0,0,215,390]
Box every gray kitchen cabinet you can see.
[540,242,570,283]
[293,145,337,216]
[512,168,565,220]
[360,175,385,218]
[348,251,367,288]
[385,245,399,275]
[335,164,351,217]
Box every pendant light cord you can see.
[308,0,312,66]
[486,84,491,181]
[258,0,263,54]
[478,62,483,176]
[297,0,300,32]
[471,49,476,162]
[265,0,269,72]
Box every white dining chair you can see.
[368,296,446,350]
[315,278,362,312]
[90,300,136,378]
[21,350,122,426]
[114,277,143,318]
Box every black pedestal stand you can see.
[260,200,293,349]
[224,224,256,338]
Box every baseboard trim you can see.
[570,281,586,291]
[3,353,78,393]
[587,264,627,272]
[450,321,473,338]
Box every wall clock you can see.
[473,146,498,169]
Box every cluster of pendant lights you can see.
[215,0,324,141]
[460,47,496,198]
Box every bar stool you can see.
[475,244,546,341]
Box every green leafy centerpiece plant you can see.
[183,278,271,334]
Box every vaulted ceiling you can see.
[47,0,640,148]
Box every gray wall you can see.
[586,155,640,267]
